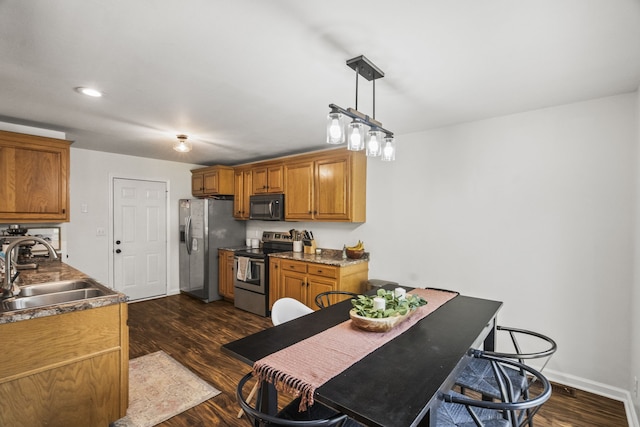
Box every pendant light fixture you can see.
[326,55,396,161]
[173,134,192,152]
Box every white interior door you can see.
[113,178,167,300]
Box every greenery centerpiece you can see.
[349,289,427,332]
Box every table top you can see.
[222,291,502,427]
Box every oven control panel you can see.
[261,231,292,242]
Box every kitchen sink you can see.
[19,279,101,296]
[1,278,117,313]
[2,288,109,311]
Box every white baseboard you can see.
[544,368,639,427]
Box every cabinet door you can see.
[218,250,234,298]
[306,276,335,309]
[281,269,307,303]
[192,172,204,196]
[203,170,220,194]
[225,253,235,299]
[284,161,314,220]
[269,257,281,309]
[314,154,349,221]
[266,165,284,193]
[252,167,268,194]
[233,170,244,218]
[0,132,70,223]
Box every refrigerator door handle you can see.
[185,215,192,254]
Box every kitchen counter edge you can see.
[269,249,369,266]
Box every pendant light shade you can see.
[381,136,396,161]
[326,55,395,161]
[173,134,192,152]
[366,129,383,157]
[347,121,365,151]
[326,111,346,144]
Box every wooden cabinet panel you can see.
[0,303,128,426]
[235,147,366,223]
[218,249,235,299]
[252,164,284,194]
[284,149,366,223]
[0,130,70,223]
[278,259,368,309]
[281,269,306,303]
[281,260,308,274]
[284,161,314,220]
[233,168,252,219]
[315,155,349,221]
[191,165,234,197]
[269,257,281,310]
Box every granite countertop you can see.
[269,248,369,267]
[0,260,127,324]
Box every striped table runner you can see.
[253,288,458,410]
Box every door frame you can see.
[108,174,171,298]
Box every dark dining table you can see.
[222,288,502,427]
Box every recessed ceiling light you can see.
[75,87,103,97]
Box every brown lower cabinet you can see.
[0,303,128,427]
[218,249,236,299]
[276,259,368,309]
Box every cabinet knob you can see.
[115,249,121,254]
[115,240,121,245]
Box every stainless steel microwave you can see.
[249,194,284,221]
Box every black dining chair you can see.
[237,372,362,426]
[456,326,556,397]
[455,326,556,427]
[436,350,552,427]
[314,291,358,309]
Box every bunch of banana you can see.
[346,240,364,251]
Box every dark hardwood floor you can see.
[128,294,628,427]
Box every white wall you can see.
[633,86,640,417]
[64,148,198,295]
[248,93,638,404]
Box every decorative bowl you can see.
[345,248,364,259]
[349,309,413,332]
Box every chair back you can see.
[489,326,557,371]
[271,297,314,326]
[439,351,552,427]
[237,372,349,426]
[314,291,358,309]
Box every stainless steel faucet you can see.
[2,236,58,298]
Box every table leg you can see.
[256,380,278,416]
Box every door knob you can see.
[115,249,121,254]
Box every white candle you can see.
[394,288,406,300]
[373,297,386,311]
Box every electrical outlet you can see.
[96,227,106,236]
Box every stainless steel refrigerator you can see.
[179,198,245,302]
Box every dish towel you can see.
[236,256,250,281]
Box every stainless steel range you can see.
[233,231,293,316]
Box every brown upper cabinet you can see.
[285,149,366,222]
[252,163,284,194]
[233,167,252,219]
[0,130,71,223]
[191,165,234,197]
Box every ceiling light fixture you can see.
[173,134,192,153]
[327,55,396,161]
[75,87,103,97]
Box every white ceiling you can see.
[1,1,639,166]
